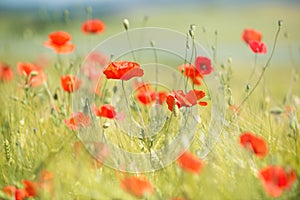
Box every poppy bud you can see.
[189,29,194,39]
[190,24,196,31]
[278,20,283,27]
[150,40,155,47]
[246,84,251,92]
[29,70,39,77]
[123,18,129,31]
[227,57,232,64]
[103,122,110,129]
[86,6,92,15]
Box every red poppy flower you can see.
[239,132,268,158]
[3,185,17,197]
[87,52,107,66]
[38,170,54,195]
[2,186,26,200]
[64,112,90,130]
[249,40,267,54]
[137,91,156,105]
[94,104,117,119]
[242,28,262,44]
[82,19,105,34]
[157,91,168,104]
[0,63,14,81]
[15,189,26,200]
[166,89,207,111]
[90,142,110,169]
[121,176,154,198]
[195,56,213,75]
[74,140,84,159]
[258,166,297,197]
[103,61,144,81]
[134,83,156,105]
[61,75,82,93]
[44,30,75,54]
[23,180,38,198]
[178,63,203,85]
[177,151,204,174]
[17,62,47,87]
[83,52,107,81]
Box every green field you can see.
[0,2,299,200]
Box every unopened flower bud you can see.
[189,29,194,38]
[30,70,39,77]
[227,57,232,64]
[150,40,155,47]
[103,122,111,129]
[123,18,129,31]
[190,24,196,31]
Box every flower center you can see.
[201,64,207,70]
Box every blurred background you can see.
[0,0,299,85]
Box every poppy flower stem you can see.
[183,33,190,92]
[237,21,282,111]
[43,82,57,115]
[125,30,136,61]
[150,41,158,95]
[248,54,258,83]
[121,80,133,129]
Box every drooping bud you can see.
[103,122,111,129]
[150,40,155,47]
[123,18,129,31]
[278,20,283,27]
[190,24,196,31]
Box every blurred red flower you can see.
[195,56,213,75]
[177,151,204,174]
[17,62,47,87]
[103,61,144,80]
[94,104,117,119]
[38,170,54,196]
[239,132,268,158]
[2,185,26,200]
[61,75,82,93]
[178,63,203,85]
[121,176,154,198]
[64,112,90,130]
[242,28,262,44]
[23,180,38,198]
[82,19,105,34]
[157,91,168,104]
[166,89,207,111]
[90,142,110,169]
[134,81,168,105]
[249,40,267,54]
[0,63,14,82]
[44,30,75,54]
[258,166,297,197]
[135,83,156,105]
